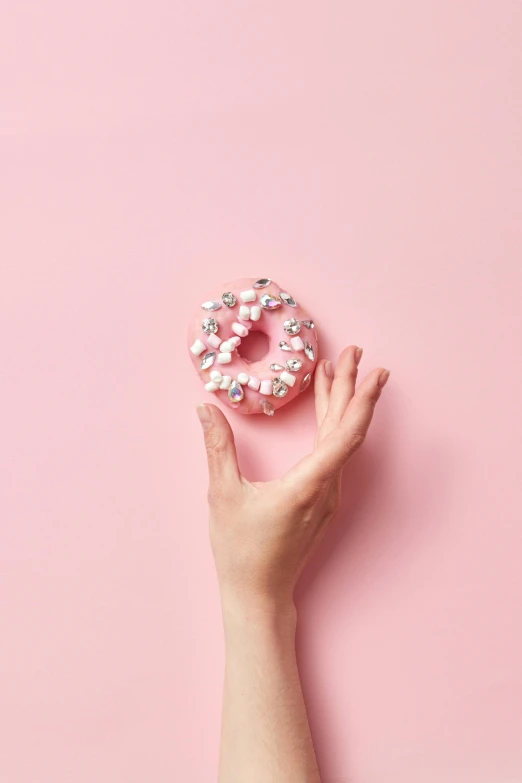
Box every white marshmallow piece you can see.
[218,353,232,364]
[190,339,206,356]
[230,336,242,346]
[232,322,249,337]
[210,370,223,382]
[250,305,261,321]
[238,318,252,330]
[260,379,273,395]
[248,376,261,391]
[281,371,296,387]
[291,336,305,351]
[238,373,249,385]
[219,340,233,353]
[239,305,251,320]
[207,333,222,349]
[219,375,232,390]
[205,381,219,392]
[240,289,256,303]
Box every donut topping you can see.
[272,378,289,397]
[228,380,244,402]
[240,289,257,303]
[260,293,282,310]
[280,292,297,307]
[304,341,315,361]
[202,317,219,334]
[259,399,275,416]
[200,352,216,369]
[283,318,301,335]
[300,373,312,392]
[290,336,305,351]
[222,292,237,307]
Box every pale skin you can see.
[196,346,390,783]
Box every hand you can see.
[197,346,390,613]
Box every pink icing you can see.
[187,277,318,414]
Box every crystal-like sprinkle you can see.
[228,380,244,402]
[283,318,301,335]
[201,300,222,311]
[301,320,315,329]
[222,292,237,307]
[272,377,289,398]
[260,399,275,416]
[300,372,312,392]
[304,340,315,361]
[202,317,219,334]
[280,292,297,307]
[253,279,272,289]
[200,351,216,369]
[279,341,292,351]
[270,363,285,371]
[260,293,282,310]
[286,358,303,372]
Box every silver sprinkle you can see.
[279,341,292,351]
[272,377,289,398]
[259,399,275,416]
[253,279,272,289]
[202,317,219,334]
[222,292,237,307]
[201,300,222,311]
[270,363,285,371]
[286,358,303,372]
[280,292,297,307]
[300,372,312,392]
[301,319,315,329]
[228,380,244,402]
[304,340,315,361]
[200,352,216,369]
[283,317,301,335]
[260,293,282,310]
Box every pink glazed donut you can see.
[188,277,318,415]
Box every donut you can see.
[188,277,318,415]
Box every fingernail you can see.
[378,369,390,388]
[196,404,213,430]
[355,347,363,366]
[325,360,333,379]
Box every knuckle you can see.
[326,493,340,518]
[363,388,379,406]
[348,430,366,453]
[347,364,358,381]
[354,388,379,414]
[297,481,328,509]
[205,431,227,457]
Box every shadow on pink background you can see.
[1,1,521,781]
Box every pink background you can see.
[1,2,521,781]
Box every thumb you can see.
[196,404,241,492]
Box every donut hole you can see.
[237,330,269,363]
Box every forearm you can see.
[218,596,321,783]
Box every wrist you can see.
[220,590,297,637]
